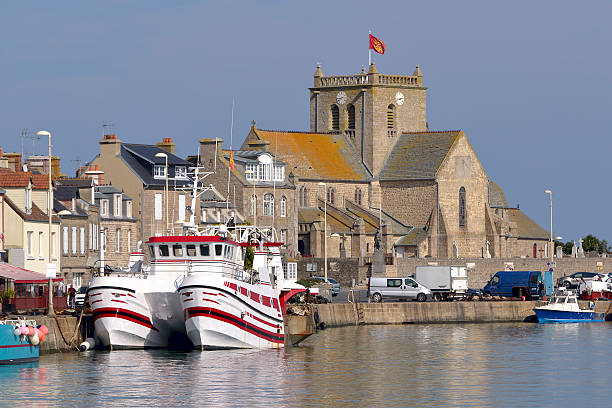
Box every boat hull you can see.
[179,276,285,349]
[534,308,605,323]
[0,324,39,365]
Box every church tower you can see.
[309,63,427,175]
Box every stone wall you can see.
[297,257,364,287]
[395,257,612,288]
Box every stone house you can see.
[240,63,549,259]
[85,135,193,246]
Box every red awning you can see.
[0,262,63,284]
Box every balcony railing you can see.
[345,129,356,138]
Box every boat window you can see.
[200,244,210,257]
[186,245,196,257]
[149,246,155,258]
[568,297,577,304]
[215,244,223,257]
[387,279,402,288]
[158,245,169,257]
[173,244,183,257]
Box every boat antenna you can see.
[227,98,235,211]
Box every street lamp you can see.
[318,182,328,283]
[36,130,54,316]
[155,152,169,233]
[545,190,553,263]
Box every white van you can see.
[368,277,431,303]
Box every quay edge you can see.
[313,301,612,327]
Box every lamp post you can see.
[155,153,169,233]
[318,182,327,282]
[36,130,54,316]
[545,190,553,264]
[245,170,256,228]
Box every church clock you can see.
[336,91,347,105]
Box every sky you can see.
[2,0,611,244]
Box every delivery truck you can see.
[414,266,468,300]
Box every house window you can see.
[387,104,395,129]
[331,105,340,131]
[126,201,132,218]
[27,231,33,257]
[127,229,131,252]
[72,227,77,255]
[347,104,356,130]
[114,194,122,217]
[280,196,287,217]
[63,227,68,254]
[459,187,466,228]
[263,193,274,216]
[89,224,93,250]
[116,229,121,253]
[154,165,166,179]
[327,187,335,205]
[281,229,287,247]
[155,194,162,220]
[80,227,85,254]
[25,187,32,213]
[175,166,187,179]
[51,232,56,259]
[274,165,284,181]
[101,200,108,217]
[354,188,362,205]
[250,195,257,216]
[245,163,256,180]
[38,232,43,258]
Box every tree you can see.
[244,246,254,270]
[581,234,609,254]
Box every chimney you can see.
[156,137,176,155]
[4,152,22,172]
[198,138,224,170]
[85,164,104,186]
[100,133,121,158]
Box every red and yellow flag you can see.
[369,34,385,54]
[229,149,235,170]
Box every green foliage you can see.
[296,278,321,288]
[562,241,574,255]
[0,288,16,304]
[244,246,254,270]
[582,234,609,254]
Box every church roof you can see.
[506,208,549,240]
[395,228,428,247]
[249,128,371,181]
[379,131,461,180]
[488,181,509,207]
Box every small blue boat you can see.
[0,320,39,365]
[534,290,605,323]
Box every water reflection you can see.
[1,322,611,407]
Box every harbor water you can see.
[1,322,611,407]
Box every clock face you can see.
[336,91,347,105]
[395,92,405,106]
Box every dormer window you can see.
[175,166,187,179]
[154,165,166,179]
[273,165,284,181]
[114,194,122,217]
[101,199,109,217]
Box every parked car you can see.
[482,271,543,300]
[557,272,606,289]
[75,287,88,308]
[311,277,340,296]
[368,277,431,303]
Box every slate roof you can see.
[55,186,78,201]
[56,178,94,188]
[488,181,509,207]
[379,131,461,180]
[122,144,191,166]
[344,200,411,235]
[395,228,428,246]
[506,208,549,240]
[251,129,371,181]
[119,145,192,187]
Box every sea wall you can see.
[12,315,85,353]
[314,301,612,327]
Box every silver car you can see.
[311,277,340,296]
[368,277,431,303]
[557,272,605,289]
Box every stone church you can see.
[241,63,549,259]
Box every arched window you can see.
[280,196,287,217]
[263,193,274,216]
[387,104,395,129]
[250,194,257,216]
[459,187,466,228]
[347,104,356,130]
[299,186,308,207]
[331,105,340,131]
[327,187,335,205]
[354,188,362,205]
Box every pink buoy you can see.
[39,325,49,335]
[27,327,35,336]
[38,332,46,342]
[20,326,28,335]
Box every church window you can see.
[387,104,395,129]
[331,105,340,131]
[250,194,257,216]
[263,193,274,216]
[354,188,362,205]
[299,186,308,207]
[459,187,466,228]
[327,187,335,205]
[347,104,356,130]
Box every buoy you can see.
[20,326,28,335]
[39,325,49,335]
[542,295,546,301]
[521,295,525,301]
[27,327,35,336]
[31,334,40,346]
[79,337,98,351]
[38,332,45,342]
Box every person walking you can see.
[68,286,76,309]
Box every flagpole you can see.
[368,29,372,66]
[227,98,234,211]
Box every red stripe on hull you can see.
[93,307,159,332]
